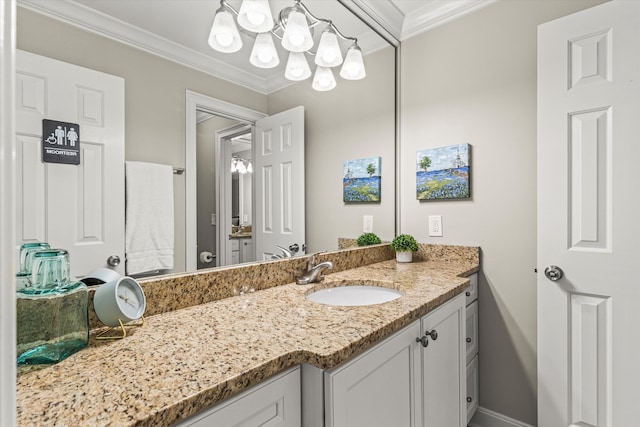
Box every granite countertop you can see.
[229,232,252,239]
[17,258,478,427]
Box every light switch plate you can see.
[429,215,443,237]
[363,215,373,232]
[211,213,216,226]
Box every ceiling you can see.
[17,0,495,94]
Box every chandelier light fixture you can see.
[231,156,253,174]
[208,0,366,91]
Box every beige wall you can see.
[16,8,267,272]
[196,116,241,269]
[400,0,606,424]
[268,46,397,252]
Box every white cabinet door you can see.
[241,238,254,263]
[174,367,300,427]
[325,321,421,427]
[465,300,478,364]
[16,50,125,277]
[466,355,479,424]
[420,294,466,427]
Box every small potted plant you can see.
[357,232,382,247]
[391,234,419,263]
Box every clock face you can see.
[116,278,146,321]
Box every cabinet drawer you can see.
[466,355,479,424]
[465,273,478,305]
[230,239,240,251]
[174,366,300,427]
[465,300,478,364]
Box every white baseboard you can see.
[468,407,536,427]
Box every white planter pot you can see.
[395,251,413,263]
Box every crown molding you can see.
[17,0,492,94]
[17,0,274,94]
[401,0,496,40]
[343,0,402,45]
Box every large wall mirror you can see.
[16,0,398,278]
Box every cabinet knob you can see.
[467,396,472,403]
[416,329,437,348]
[466,291,471,297]
[466,337,472,343]
[415,336,429,348]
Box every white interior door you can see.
[15,50,125,277]
[254,106,305,260]
[537,2,640,426]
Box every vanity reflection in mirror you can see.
[16,0,397,278]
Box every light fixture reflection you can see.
[208,0,366,91]
[315,28,343,67]
[281,7,313,52]
[231,157,252,174]
[237,0,274,33]
[250,32,279,68]
[312,66,336,91]
[208,7,242,53]
[285,52,311,81]
[340,44,366,80]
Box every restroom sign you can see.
[42,119,80,165]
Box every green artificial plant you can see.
[390,234,419,252]
[357,232,382,247]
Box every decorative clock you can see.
[94,276,146,333]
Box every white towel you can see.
[125,161,174,275]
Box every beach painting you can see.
[343,156,382,203]
[416,144,470,200]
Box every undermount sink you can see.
[306,284,402,306]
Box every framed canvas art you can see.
[416,144,470,200]
[343,156,381,203]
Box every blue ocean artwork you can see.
[343,156,382,203]
[416,144,470,200]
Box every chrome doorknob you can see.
[544,265,563,281]
[107,255,121,266]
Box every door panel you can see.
[16,50,125,277]
[254,106,305,260]
[537,2,640,425]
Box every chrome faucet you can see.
[296,252,334,285]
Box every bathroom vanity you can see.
[16,244,479,427]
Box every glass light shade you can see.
[208,8,243,53]
[281,9,313,52]
[315,28,343,67]
[285,52,311,81]
[312,66,337,91]
[237,0,274,33]
[250,32,280,68]
[340,45,366,80]
[237,162,247,174]
[247,162,253,173]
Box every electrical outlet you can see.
[429,215,443,237]
[363,215,373,232]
